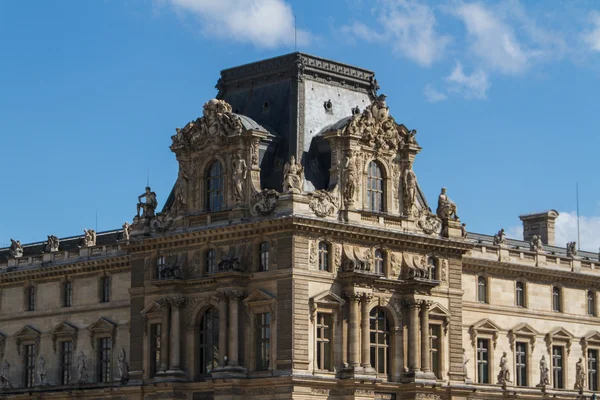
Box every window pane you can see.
[366,161,384,212]
[369,308,390,375]
[589,349,598,391]
[206,161,224,212]
[199,308,219,375]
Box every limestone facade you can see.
[1,53,599,400]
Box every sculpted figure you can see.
[46,235,60,253]
[497,351,511,384]
[118,347,129,383]
[436,187,458,219]
[137,186,158,218]
[37,354,48,385]
[403,165,417,215]
[231,149,248,204]
[122,222,131,240]
[493,229,507,246]
[530,234,543,252]
[77,351,88,383]
[461,223,468,238]
[0,359,11,388]
[282,156,304,194]
[174,167,189,213]
[83,229,96,247]
[343,150,357,204]
[462,348,470,380]
[405,129,418,146]
[9,238,23,258]
[538,355,549,387]
[575,358,585,390]
[567,241,578,257]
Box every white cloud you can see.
[505,225,523,241]
[164,0,310,48]
[584,12,600,52]
[342,0,451,67]
[444,62,490,99]
[555,211,600,253]
[423,84,447,102]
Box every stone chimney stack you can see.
[519,210,559,246]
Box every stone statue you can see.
[137,186,158,218]
[9,238,23,258]
[436,187,458,219]
[37,354,48,385]
[462,348,470,381]
[461,223,468,238]
[174,167,189,213]
[0,359,11,388]
[118,347,129,383]
[567,241,578,257]
[497,351,511,384]
[493,229,507,246]
[282,156,304,194]
[344,96,402,151]
[122,222,131,240]
[530,234,543,252]
[343,150,357,204]
[403,165,417,215]
[46,235,60,253]
[77,351,88,383]
[405,129,418,146]
[83,229,96,248]
[575,357,586,390]
[231,149,248,204]
[537,355,549,387]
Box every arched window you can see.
[428,257,437,280]
[552,286,561,312]
[588,291,596,316]
[516,281,525,307]
[477,276,487,303]
[198,307,219,375]
[366,161,384,212]
[205,249,216,275]
[205,160,224,212]
[369,307,390,374]
[259,242,269,272]
[156,256,166,279]
[318,242,329,271]
[374,250,384,275]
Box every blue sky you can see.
[0,0,599,251]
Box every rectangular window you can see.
[100,276,110,303]
[24,344,36,387]
[477,338,489,384]
[63,281,72,307]
[255,313,271,371]
[588,291,596,316]
[477,277,487,303]
[589,349,598,391]
[97,337,112,383]
[552,346,564,389]
[316,313,332,371]
[150,324,161,377]
[61,341,73,385]
[515,342,527,386]
[430,325,441,379]
[516,282,525,307]
[552,287,561,312]
[27,286,35,311]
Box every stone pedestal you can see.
[443,218,463,239]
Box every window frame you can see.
[255,312,271,371]
[258,241,270,272]
[198,307,220,376]
[429,324,442,379]
[97,336,113,383]
[515,341,528,387]
[25,283,36,312]
[318,242,330,272]
[589,348,599,392]
[60,340,73,385]
[99,275,111,303]
[552,286,562,312]
[244,289,277,374]
[515,281,526,308]
[24,343,36,388]
[156,255,166,280]
[365,160,385,213]
[62,279,73,308]
[205,160,225,212]
[476,338,490,384]
[588,290,596,317]
[369,307,391,376]
[552,345,565,389]
[315,312,333,371]
[205,249,216,275]
[374,249,385,275]
[477,275,488,304]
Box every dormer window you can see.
[366,161,384,212]
[206,160,224,212]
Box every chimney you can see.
[519,210,559,246]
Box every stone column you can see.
[393,327,403,381]
[227,291,242,367]
[158,298,170,373]
[360,294,375,372]
[420,301,432,373]
[168,297,186,373]
[407,300,420,372]
[346,293,361,370]
[217,293,228,367]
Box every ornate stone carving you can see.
[441,259,448,283]
[150,213,175,233]
[436,187,458,219]
[390,252,401,278]
[343,149,358,205]
[334,245,341,271]
[231,149,247,205]
[82,229,96,248]
[461,223,468,238]
[9,238,23,258]
[493,229,507,246]
[46,235,59,253]
[530,234,543,252]
[344,95,403,151]
[403,164,417,215]
[118,347,129,383]
[37,354,48,386]
[462,348,470,381]
[575,357,585,390]
[173,167,189,214]
[567,241,578,257]
[251,139,259,166]
[309,187,338,217]
[136,186,157,218]
[417,213,442,235]
[309,240,318,268]
[170,99,242,152]
[122,222,131,240]
[77,351,88,383]
[311,388,330,395]
[496,351,511,384]
[251,189,279,216]
[415,394,440,400]
[0,359,11,388]
[283,156,304,193]
[537,355,549,387]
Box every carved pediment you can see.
[508,323,538,351]
[545,327,573,355]
[243,289,275,306]
[469,319,501,349]
[140,301,164,317]
[15,325,40,355]
[311,290,346,307]
[582,331,600,352]
[429,303,450,319]
[88,317,116,348]
[51,322,78,353]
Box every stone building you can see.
[1,53,599,400]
